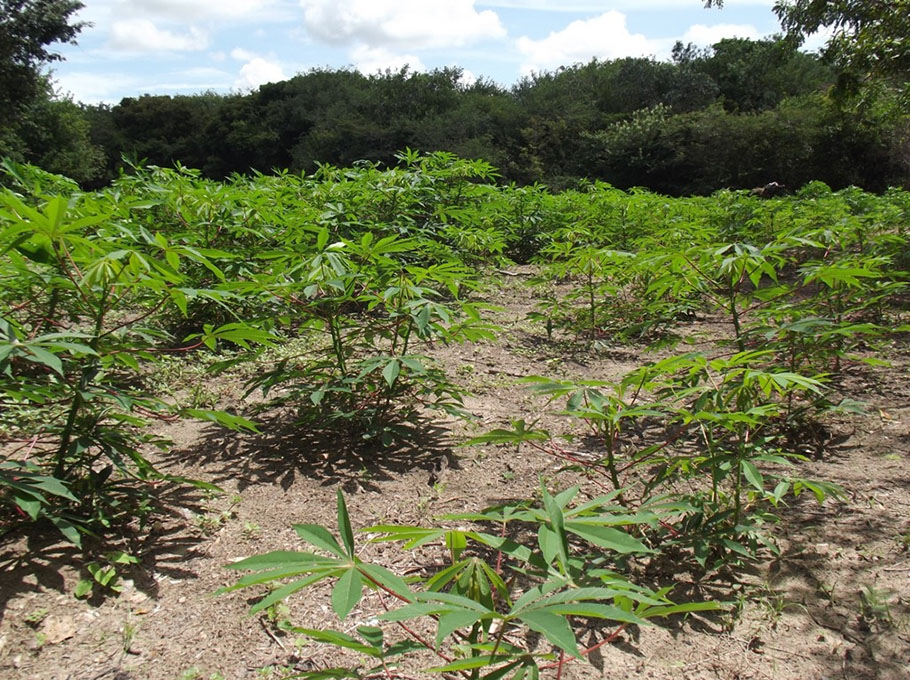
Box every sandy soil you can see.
[1,268,908,680]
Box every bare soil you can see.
[1,268,908,680]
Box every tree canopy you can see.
[0,0,85,124]
[707,1,910,99]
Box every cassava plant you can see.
[0,182,266,543]
[223,488,720,680]
[246,228,496,446]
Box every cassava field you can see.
[0,153,908,680]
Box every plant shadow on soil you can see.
[762,504,910,679]
[0,481,211,624]
[160,409,461,495]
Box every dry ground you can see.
[1,268,908,680]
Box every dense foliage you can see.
[72,39,909,193]
[0,0,84,126]
[0,0,104,183]
[1,154,907,669]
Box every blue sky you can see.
[50,1,819,105]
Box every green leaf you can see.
[336,491,355,558]
[427,656,515,673]
[536,603,647,626]
[445,530,467,562]
[436,609,488,647]
[741,461,764,491]
[564,522,652,554]
[356,626,383,650]
[225,550,330,572]
[74,579,93,599]
[638,601,724,618]
[518,609,579,658]
[183,409,261,433]
[382,359,400,388]
[357,563,412,600]
[292,628,377,656]
[12,492,41,520]
[379,602,441,622]
[331,568,363,620]
[540,485,569,573]
[294,525,348,559]
[24,345,64,375]
[249,572,336,615]
[50,517,82,547]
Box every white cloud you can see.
[299,0,506,50]
[800,24,837,53]
[235,57,287,90]
[117,0,275,22]
[351,45,425,74]
[110,19,209,51]
[681,23,760,46]
[231,47,258,62]
[479,0,773,9]
[51,71,140,104]
[517,11,657,74]
[51,67,232,103]
[460,68,478,87]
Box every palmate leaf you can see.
[222,552,341,587]
[0,462,77,502]
[49,516,83,547]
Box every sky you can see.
[48,0,822,105]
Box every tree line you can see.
[1,0,908,193]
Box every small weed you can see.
[23,608,48,627]
[178,669,224,680]
[257,666,295,680]
[193,512,229,535]
[416,496,431,516]
[816,581,836,602]
[757,587,804,625]
[193,498,240,535]
[241,522,261,540]
[860,585,895,629]
[264,601,292,631]
[121,617,139,653]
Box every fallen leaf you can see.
[41,615,76,644]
